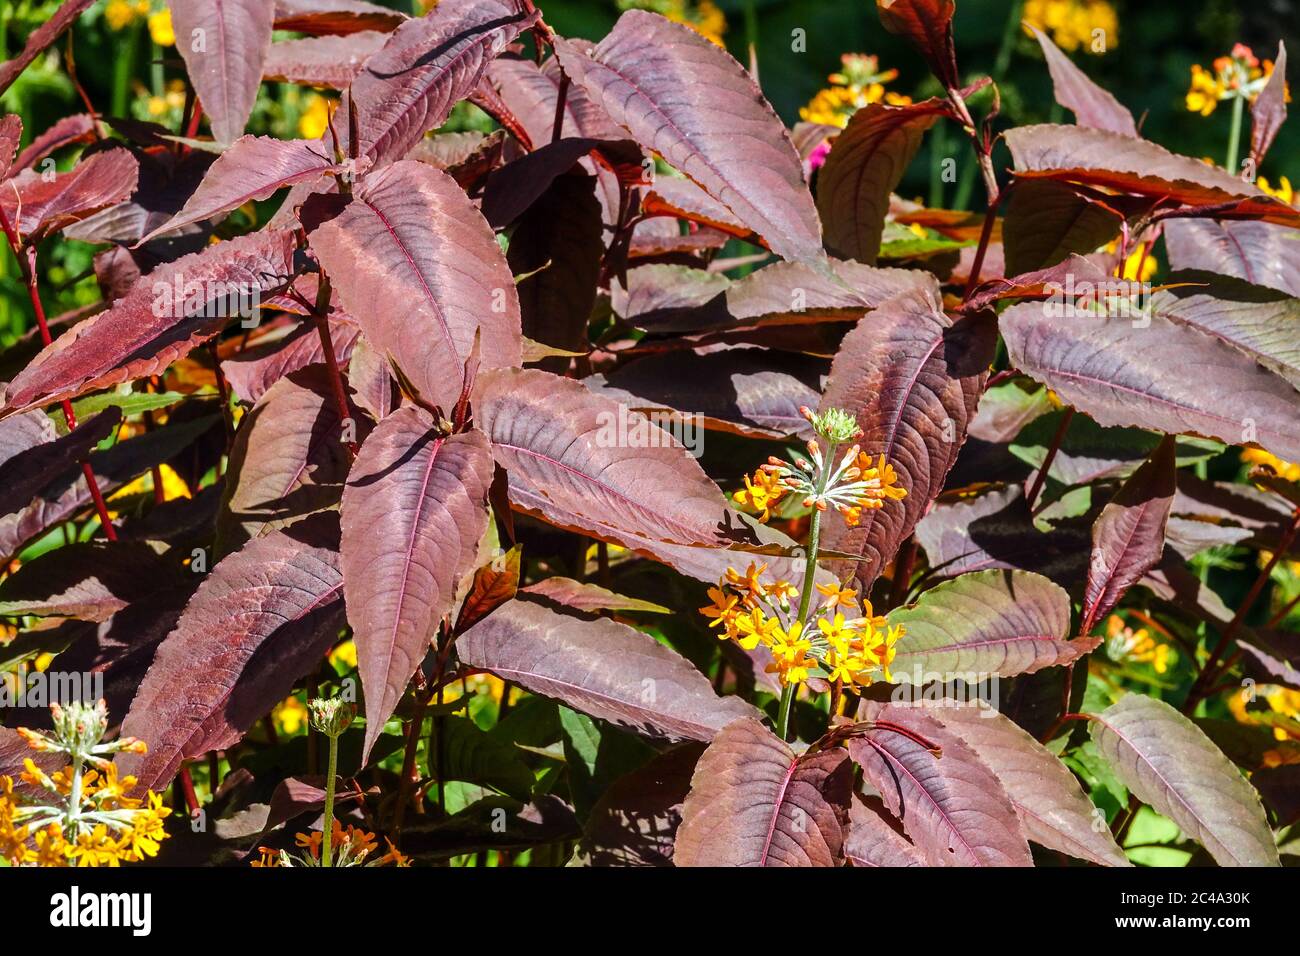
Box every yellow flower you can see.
[273,695,309,735]
[1257,175,1295,207]
[699,585,739,630]
[329,638,358,671]
[299,93,332,140]
[733,468,787,523]
[1185,64,1224,116]
[836,453,907,526]
[1185,45,1286,117]
[816,580,858,611]
[1104,615,1172,673]
[148,8,174,46]
[28,823,70,867]
[67,825,128,867]
[799,53,912,128]
[1242,448,1300,483]
[1023,0,1118,54]
[1104,239,1158,281]
[104,0,139,31]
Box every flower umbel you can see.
[800,54,912,128]
[0,700,170,867]
[1184,44,1287,116]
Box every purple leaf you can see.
[817,100,950,264]
[341,409,493,760]
[263,31,388,89]
[552,11,823,263]
[844,794,926,866]
[1164,218,1300,298]
[0,540,183,623]
[0,114,22,180]
[849,702,1033,866]
[819,283,996,590]
[346,0,539,167]
[304,160,521,414]
[1,230,299,419]
[456,598,759,743]
[1083,436,1176,631]
[1250,43,1287,165]
[0,407,120,518]
[168,0,275,144]
[220,315,360,405]
[13,114,99,174]
[935,705,1129,866]
[0,148,139,243]
[675,717,852,866]
[119,513,345,793]
[875,0,958,89]
[521,577,669,616]
[1027,24,1137,137]
[273,0,407,35]
[1090,694,1280,866]
[139,136,344,244]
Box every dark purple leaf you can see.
[168,0,276,144]
[875,0,958,89]
[1027,24,1137,136]
[12,113,98,174]
[0,148,139,243]
[0,541,182,623]
[273,0,406,35]
[1164,219,1300,297]
[844,794,926,866]
[263,30,388,89]
[220,316,360,405]
[0,407,119,518]
[1250,43,1287,165]
[341,409,492,759]
[675,717,852,866]
[520,577,669,616]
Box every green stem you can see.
[320,732,338,867]
[776,441,837,742]
[1225,93,1244,174]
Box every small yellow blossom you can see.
[733,468,788,523]
[800,53,912,129]
[1257,175,1295,206]
[1242,447,1300,483]
[329,638,358,671]
[299,93,332,140]
[1023,0,1118,54]
[1104,239,1158,282]
[148,8,174,46]
[1104,615,1173,673]
[273,695,309,735]
[1184,45,1287,116]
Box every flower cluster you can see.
[1185,44,1286,116]
[0,701,171,867]
[799,54,912,129]
[734,408,906,528]
[1104,615,1172,674]
[701,564,902,687]
[1023,0,1118,54]
[104,1,173,45]
[253,820,410,868]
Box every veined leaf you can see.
[1164,219,1300,298]
[844,795,926,867]
[675,717,852,866]
[1090,695,1280,867]
[1027,25,1137,137]
[1249,42,1287,165]
[875,0,958,89]
[552,11,823,263]
[263,31,388,89]
[305,160,521,415]
[456,597,759,743]
[0,407,120,519]
[887,569,1094,682]
[0,148,139,242]
[168,0,276,144]
[120,513,346,793]
[521,577,670,616]
[341,408,492,760]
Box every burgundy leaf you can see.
[456,597,759,743]
[0,148,139,243]
[641,175,748,237]
[888,569,1095,681]
[454,545,520,634]
[119,513,345,793]
[168,0,275,144]
[346,0,539,168]
[273,0,407,35]
[844,795,926,867]
[12,113,98,174]
[521,577,669,616]
[0,114,22,180]
[819,283,997,590]
[1004,125,1300,225]
[875,0,958,89]
[552,11,823,262]
[0,407,120,518]
[304,160,521,414]
[1082,436,1176,632]
[1000,300,1300,462]
[0,0,96,98]
[341,409,492,759]
[0,541,182,623]
[1164,218,1300,297]
[345,334,396,422]
[572,742,703,867]
[218,365,351,554]
[139,136,344,243]
[220,315,360,405]
[1250,43,1287,165]
[817,99,950,264]
[1002,179,1134,276]
[1090,695,1280,867]
[849,702,1032,866]
[263,31,388,89]
[935,706,1129,866]
[1,230,299,419]
[1027,24,1137,137]
[674,718,851,866]
[480,136,642,229]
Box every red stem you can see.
[1026,407,1074,514]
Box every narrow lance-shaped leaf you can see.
[0,408,120,518]
[848,702,1033,866]
[1090,695,1281,867]
[674,717,852,867]
[0,149,139,243]
[1083,436,1176,631]
[0,230,300,420]
[139,136,345,243]
[1027,24,1137,137]
[341,409,493,760]
[168,0,276,144]
[1250,42,1287,165]
[887,569,1097,682]
[819,283,997,590]
[935,706,1130,866]
[1000,300,1300,462]
[346,0,540,167]
[0,541,183,623]
[305,161,521,415]
[875,0,958,89]
[552,11,824,263]
[119,513,346,793]
[456,597,759,743]
[817,100,950,264]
